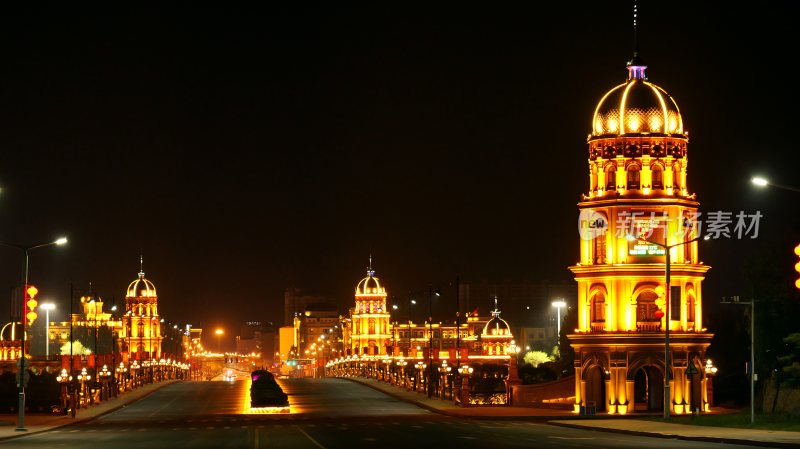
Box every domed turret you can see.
[127,270,157,298]
[591,64,683,137]
[355,269,385,296]
[0,322,25,341]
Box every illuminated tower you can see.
[124,257,163,361]
[350,258,392,356]
[567,41,713,414]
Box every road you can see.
[0,377,766,448]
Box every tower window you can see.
[606,166,616,190]
[591,292,606,322]
[636,291,659,321]
[651,165,663,189]
[627,165,640,190]
[593,232,606,264]
[687,295,696,323]
[673,164,681,190]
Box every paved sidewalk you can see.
[347,377,800,448]
[0,381,177,441]
[346,377,574,419]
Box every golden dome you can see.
[127,271,157,298]
[355,270,385,296]
[591,64,683,137]
[0,322,25,341]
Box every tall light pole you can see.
[40,303,56,360]
[629,233,707,418]
[722,296,755,425]
[427,287,440,398]
[551,300,566,340]
[215,329,224,353]
[0,236,68,432]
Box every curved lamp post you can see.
[628,232,708,418]
[0,236,67,431]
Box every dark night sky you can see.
[1,3,799,350]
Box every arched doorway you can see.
[585,366,606,412]
[633,366,663,412]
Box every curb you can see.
[549,421,800,449]
[341,377,571,421]
[0,380,178,441]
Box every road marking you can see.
[548,436,594,440]
[458,436,476,440]
[294,425,327,449]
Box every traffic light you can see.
[24,285,38,325]
[794,244,800,290]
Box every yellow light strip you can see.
[591,83,625,135]
[619,81,636,134]
[644,81,669,134]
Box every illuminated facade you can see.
[346,264,392,356]
[567,51,713,414]
[122,261,163,360]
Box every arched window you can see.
[606,166,616,190]
[627,165,640,190]
[651,164,663,189]
[686,295,696,324]
[636,291,659,322]
[673,164,681,190]
[368,318,375,334]
[591,292,606,323]
[593,232,606,264]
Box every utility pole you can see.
[722,296,755,425]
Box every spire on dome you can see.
[626,0,647,80]
[367,254,375,277]
[491,296,501,318]
[139,254,145,279]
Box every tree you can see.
[523,351,551,368]
[59,340,91,356]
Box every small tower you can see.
[480,297,513,355]
[569,5,712,415]
[350,257,391,356]
[123,257,163,361]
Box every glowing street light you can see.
[751,176,800,193]
[40,303,56,360]
[0,236,68,431]
[551,300,566,338]
[215,329,224,353]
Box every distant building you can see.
[235,321,278,368]
[458,280,576,348]
[283,288,336,327]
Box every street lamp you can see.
[627,232,708,418]
[40,303,55,360]
[215,329,224,353]
[0,236,68,432]
[751,176,800,193]
[551,300,566,339]
[427,287,440,398]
